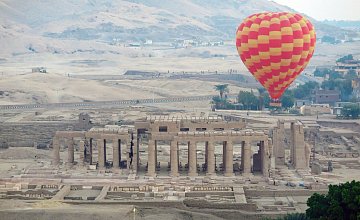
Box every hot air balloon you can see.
[236,12,316,107]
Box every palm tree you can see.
[214,84,229,99]
[258,87,266,110]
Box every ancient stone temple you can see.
[52,117,309,178]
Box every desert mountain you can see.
[0,0,349,56]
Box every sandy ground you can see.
[0,71,248,105]
[1,41,359,106]
[0,200,227,220]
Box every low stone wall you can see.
[183,199,257,211]
[318,121,360,133]
[0,123,74,147]
[185,191,234,197]
[106,191,148,198]
[64,200,186,209]
[245,189,328,197]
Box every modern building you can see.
[311,89,340,106]
[295,100,312,108]
[332,102,360,116]
[335,60,360,76]
[300,104,331,116]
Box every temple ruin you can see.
[52,116,309,179]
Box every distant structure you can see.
[335,59,360,76]
[74,113,93,131]
[352,78,360,99]
[311,89,340,106]
[32,67,47,73]
[295,100,312,108]
[128,42,141,47]
[300,104,331,116]
[144,39,153,45]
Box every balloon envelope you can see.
[236,12,316,99]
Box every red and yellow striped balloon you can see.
[236,12,316,99]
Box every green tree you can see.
[313,68,329,77]
[281,213,309,220]
[313,68,342,80]
[211,96,235,110]
[338,79,353,101]
[293,81,319,99]
[342,103,360,119]
[345,69,358,80]
[306,193,329,220]
[329,71,342,80]
[321,79,353,101]
[263,93,271,108]
[258,87,267,110]
[321,79,338,90]
[306,181,360,220]
[214,84,229,99]
[337,54,354,63]
[238,91,259,110]
[281,90,295,109]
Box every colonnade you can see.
[52,136,136,171]
[52,131,271,178]
[146,139,270,177]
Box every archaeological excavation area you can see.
[1,113,360,219]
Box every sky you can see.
[272,0,360,21]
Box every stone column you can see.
[89,138,93,164]
[118,140,121,164]
[205,142,208,169]
[225,141,234,177]
[79,140,85,163]
[97,139,105,169]
[274,120,285,166]
[222,141,226,171]
[67,138,74,164]
[188,141,197,177]
[147,140,156,177]
[132,134,138,173]
[291,122,307,169]
[243,141,251,175]
[156,141,159,171]
[104,139,107,165]
[240,141,245,171]
[261,139,270,177]
[170,141,179,177]
[206,141,215,175]
[113,138,120,169]
[125,141,130,170]
[52,137,60,165]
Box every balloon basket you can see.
[270,100,282,107]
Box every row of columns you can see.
[53,136,269,178]
[147,140,269,177]
[53,137,136,171]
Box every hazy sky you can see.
[272,0,360,21]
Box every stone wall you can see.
[0,123,74,147]
[318,121,360,133]
[185,191,234,197]
[272,120,285,165]
[245,189,328,197]
[183,199,257,211]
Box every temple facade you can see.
[52,117,308,178]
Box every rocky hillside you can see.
[0,0,351,55]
